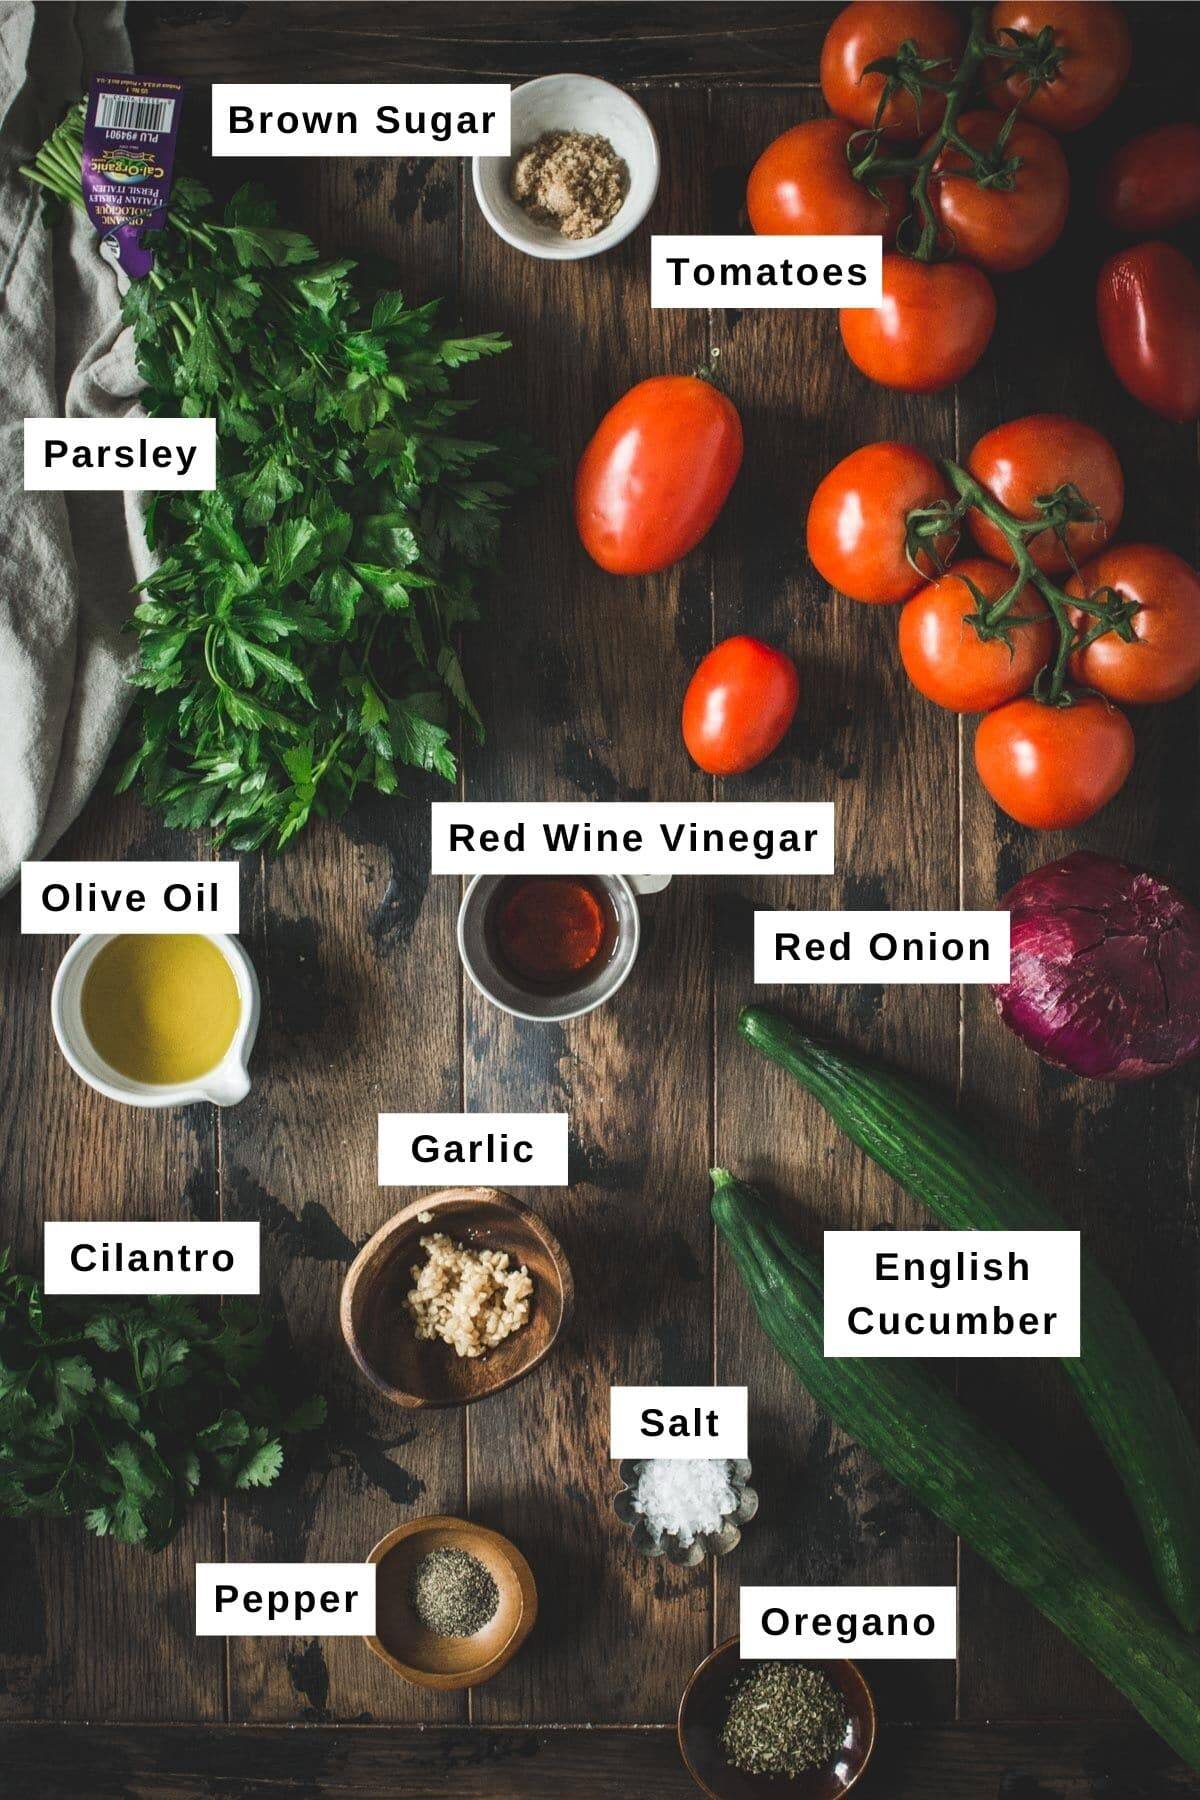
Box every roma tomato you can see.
[1067,545,1200,704]
[1096,242,1200,424]
[806,442,957,604]
[987,3,1131,133]
[928,111,1069,273]
[822,2,963,140]
[840,255,996,392]
[1098,123,1200,234]
[682,636,800,776]
[575,376,743,575]
[748,118,905,238]
[899,559,1054,712]
[966,414,1124,574]
[974,694,1134,829]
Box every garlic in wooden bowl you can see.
[613,1458,758,1568]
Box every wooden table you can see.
[3,5,1199,1794]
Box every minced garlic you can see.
[404,1231,534,1359]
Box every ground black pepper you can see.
[409,1548,499,1637]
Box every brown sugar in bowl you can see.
[340,1187,573,1407]
[365,1515,537,1690]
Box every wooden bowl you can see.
[365,1515,537,1689]
[677,1638,877,1799]
[340,1187,573,1407]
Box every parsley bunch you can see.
[0,1253,324,1550]
[26,106,544,849]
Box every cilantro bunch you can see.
[25,107,544,849]
[0,1252,324,1550]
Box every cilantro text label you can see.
[44,1223,260,1296]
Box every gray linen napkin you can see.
[0,1,151,892]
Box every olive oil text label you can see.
[21,861,239,933]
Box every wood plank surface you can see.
[458,89,715,1724]
[0,4,1193,1793]
[4,1718,1197,1799]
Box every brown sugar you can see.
[510,130,627,240]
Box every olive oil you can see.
[81,934,241,1086]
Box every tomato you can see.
[806,442,957,604]
[899,559,1054,712]
[1066,545,1200,705]
[1096,242,1200,425]
[682,636,800,776]
[928,110,1069,273]
[1098,123,1200,235]
[840,255,996,392]
[575,376,743,575]
[747,118,906,239]
[987,3,1131,133]
[966,415,1123,575]
[974,694,1134,829]
[821,3,963,140]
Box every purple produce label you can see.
[82,73,183,280]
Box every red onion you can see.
[992,852,1200,1081]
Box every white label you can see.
[823,1230,1080,1358]
[21,861,239,933]
[44,1222,260,1296]
[740,1586,957,1659]
[431,803,834,877]
[378,1111,569,1186]
[754,910,1010,984]
[652,235,882,308]
[212,83,510,156]
[610,1386,748,1458]
[23,419,216,491]
[196,1564,376,1635]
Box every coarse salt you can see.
[629,1458,737,1546]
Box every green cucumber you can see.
[711,1169,1200,1771]
[738,1004,1200,1635]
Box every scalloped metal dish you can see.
[612,1458,758,1568]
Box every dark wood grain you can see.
[457,89,716,1725]
[2,5,1197,1792]
[0,801,223,1722]
[5,1718,1199,1798]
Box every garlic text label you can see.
[610,1386,748,1459]
[823,1229,1081,1358]
[740,1586,957,1659]
[21,861,239,933]
[24,418,215,491]
[378,1112,569,1186]
[431,802,834,877]
[44,1223,260,1296]
[212,84,510,156]
[754,909,1011,984]
[652,235,882,307]
[196,1564,376,1635]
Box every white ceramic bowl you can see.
[473,73,660,261]
[51,932,260,1109]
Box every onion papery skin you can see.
[993,852,1200,1082]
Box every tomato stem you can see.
[850,3,1065,263]
[905,460,1140,705]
